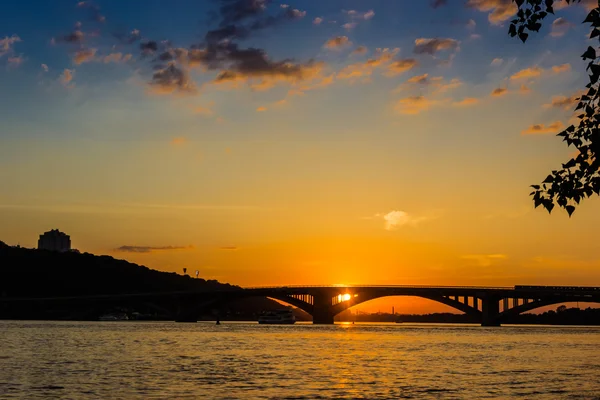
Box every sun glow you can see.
[338,293,352,302]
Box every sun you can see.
[337,293,352,302]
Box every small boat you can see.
[98,313,129,321]
[258,310,296,324]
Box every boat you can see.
[98,313,129,321]
[258,310,296,324]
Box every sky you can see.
[1,0,600,313]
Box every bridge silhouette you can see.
[3,285,600,326]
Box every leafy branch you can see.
[509,0,600,216]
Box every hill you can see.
[0,245,310,321]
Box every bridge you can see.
[3,285,600,326]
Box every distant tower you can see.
[38,229,71,252]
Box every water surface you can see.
[1,321,599,399]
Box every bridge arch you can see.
[329,290,482,318]
[500,298,600,320]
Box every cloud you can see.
[466,19,477,29]
[0,35,21,57]
[363,10,376,20]
[406,73,431,84]
[461,254,507,267]
[193,104,214,115]
[256,106,267,112]
[7,56,24,68]
[324,36,351,49]
[413,38,459,55]
[510,66,543,80]
[343,9,375,20]
[60,30,85,44]
[336,48,406,81]
[432,0,448,8]
[61,69,75,86]
[148,63,197,95]
[115,245,194,253]
[351,46,368,56]
[490,57,503,66]
[554,0,597,11]
[466,0,517,25]
[453,97,479,106]
[102,52,132,63]
[520,84,531,93]
[41,63,49,72]
[386,58,419,76]
[171,137,187,145]
[394,96,436,115]
[134,0,311,94]
[544,92,580,110]
[377,210,433,230]
[550,17,573,37]
[342,22,357,30]
[551,63,571,74]
[313,17,323,25]
[521,121,565,135]
[73,48,97,64]
[491,87,507,96]
[434,78,462,93]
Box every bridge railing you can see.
[242,285,514,290]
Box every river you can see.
[1,321,599,399]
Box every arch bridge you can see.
[179,285,600,326]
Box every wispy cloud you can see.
[510,66,543,80]
[0,35,21,57]
[453,97,479,106]
[413,38,459,55]
[60,69,75,87]
[491,87,507,97]
[351,46,368,56]
[466,0,517,25]
[115,245,194,253]
[394,96,436,115]
[544,92,581,110]
[374,210,437,230]
[73,48,97,64]
[550,17,573,37]
[324,36,351,50]
[521,121,564,135]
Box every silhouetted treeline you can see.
[336,307,600,325]
[0,245,287,320]
[507,306,600,325]
[0,246,234,297]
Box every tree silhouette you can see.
[510,0,600,216]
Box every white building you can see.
[38,229,71,252]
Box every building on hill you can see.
[38,229,71,252]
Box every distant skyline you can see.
[2,0,600,313]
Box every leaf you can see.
[543,174,554,183]
[509,24,517,37]
[519,32,529,43]
[543,201,555,214]
[565,205,575,217]
[582,46,597,60]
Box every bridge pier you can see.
[481,296,501,327]
[312,291,335,324]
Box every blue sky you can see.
[1,0,600,307]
